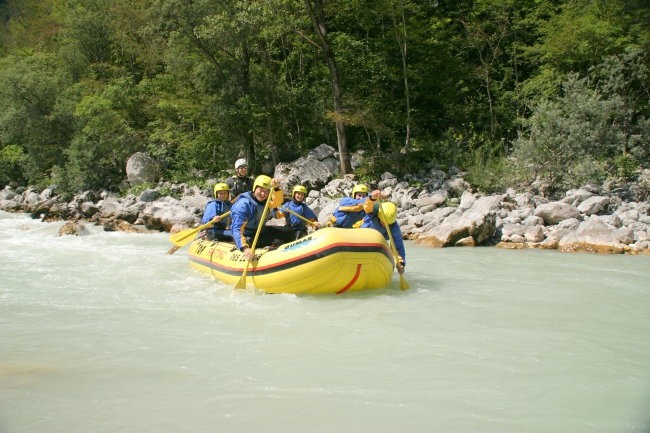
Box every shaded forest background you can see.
[0,0,648,198]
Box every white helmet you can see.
[235,158,247,169]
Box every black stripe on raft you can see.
[190,243,393,277]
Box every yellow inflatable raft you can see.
[187,227,395,294]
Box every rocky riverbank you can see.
[1,145,649,255]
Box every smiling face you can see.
[253,186,270,201]
[236,166,248,177]
[293,192,306,202]
[216,190,229,201]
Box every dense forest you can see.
[0,0,648,197]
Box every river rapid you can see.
[1,211,649,433]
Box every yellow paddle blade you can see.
[169,225,203,247]
[399,273,410,290]
[169,211,231,248]
[234,263,250,289]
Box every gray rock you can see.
[97,197,121,219]
[416,195,502,247]
[442,177,470,197]
[126,152,158,186]
[458,191,477,212]
[577,196,610,215]
[501,223,525,238]
[558,218,626,254]
[616,227,635,245]
[522,215,544,227]
[275,157,336,191]
[415,193,446,209]
[534,202,581,225]
[558,218,580,230]
[509,234,526,243]
[524,225,545,243]
[562,188,594,206]
[308,144,337,161]
[58,221,87,236]
[80,202,99,217]
[141,198,198,231]
[455,236,476,247]
[139,189,161,203]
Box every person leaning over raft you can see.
[327,184,369,228]
[225,158,253,203]
[362,190,406,274]
[230,175,295,261]
[279,185,320,240]
[200,182,233,242]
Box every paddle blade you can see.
[399,273,410,290]
[234,262,250,289]
[234,276,247,289]
[169,227,200,247]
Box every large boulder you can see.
[140,196,200,231]
[308,143,337,161]
[96,197,122,219]
[534,202,581,225]
[558,218,628,254]
[126,152,158,186]
[561,188,595,206]
[577,196,610,216]
[275,157,337,192]
[415,195,503,247]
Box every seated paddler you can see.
[361,190,406,274]
[278,185,320,240]
[230,175,294,261]
[328,183,369,228]
[200,182,233,241]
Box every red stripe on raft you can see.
[336,264,362,294]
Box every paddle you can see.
[234,192,273,290]
[166,212,231,254]
[377,198,410,290]
[279,207,319,228]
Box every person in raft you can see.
[230,175,295,261]
[200,182,233,242]
[327,184,369,228]
[225,158,253,203]
[279,185,320,240]
[361,191,406,274]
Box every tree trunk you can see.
[390,0,411,151]
[304,0,352,175]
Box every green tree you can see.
[513,51,649,195]
[0,144,28,186]
[57,78,143,192]
[0,51,71,186]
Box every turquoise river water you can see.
[1,210,649,433]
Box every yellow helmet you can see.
[292,185,307,196]
[378,202,397,225]
[252,175,272,191]
[352,184,368,197]
[213,182,230,198]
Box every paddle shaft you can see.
[280,207,318,227]
[235,193,273,289]
[168,211,231,250]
